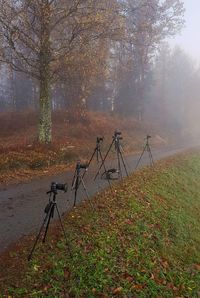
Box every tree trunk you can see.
[38,75,51,143]
[38,1,51,144]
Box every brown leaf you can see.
[193,264,200,271]
[126,276,134,282]
[97,204,106,209]
[125,219,133,225]
[150,273,155,280]
[112,287,123,295]
[92,288,97,293]
[131,284,144,290]
[64,269,70,280]
[161,259,169,268]
[122,272,134,282]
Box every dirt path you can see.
[0,144,196,253]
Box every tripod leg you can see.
[42,204,54,243]
[82,149,97,181]
[117,149,122,179]
[55,204,72,258]
[147,145,154,167]
[97,148,99,163]
[88,148,97,167]
[80,176,94,209]
[119,149,129,177]
[99,150,112,189]
[28,204,52,261]
[135,144,147,169]
[94,139,115,180]
[150,151,154,167]
[74,188,78,207]
[71,168,77,189]
[73,175,79,207]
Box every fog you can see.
[0,0,199,144]
[170,0,200,63]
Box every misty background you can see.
[0,0,199,142]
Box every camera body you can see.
[147,135,151,139]
[50,182,68,193]
[97,136,103,143]
[76,160,88,170]
[114,130,123,140]
[115,130,121,136]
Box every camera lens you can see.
[56,183,68,192]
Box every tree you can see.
[149,45,196,135]
[0,0,121,143]
[113,0,185,118]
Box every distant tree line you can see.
[0,0,185,143]
[150,44,200,138]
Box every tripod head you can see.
[146,135,152,144]
[113,130,123,140]
[71,161,88,189]
[76,160,88,171]
[113,130,123,151]
[96,136,104,152]
[97,136,103,144]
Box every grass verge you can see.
[0,151,200,297]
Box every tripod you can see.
[87,137,104,165]
[135,135,154,169]
[71,161,92,207]
[28,183,71,261]
[84,137,111,187]
[94,131,129,181]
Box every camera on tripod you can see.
[28,180,70,261]
[115,130,121,136]
[147,135,151,139]
[97,136,103,143]
[114,130,123,140]
[50,182,68,193]
[76,160,88,170]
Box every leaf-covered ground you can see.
[0,151,200,297]
[0,110,170,186]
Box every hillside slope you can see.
[1,150,200,297]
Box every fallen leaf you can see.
[131,284,144,290]
[193,264,200,271]
[150,273,155,280]
[113,287,123,295]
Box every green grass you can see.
[1,151,200,297]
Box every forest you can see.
[1,1,200,297]
[1,0,199,144]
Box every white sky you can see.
[170,0,200,62]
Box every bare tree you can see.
[112,0,185,118]
[0,0,121,143]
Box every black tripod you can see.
[71,161,91,207]
[135,135,154,169]
[84,137,111,187]
[94,131,129,181]
[28,182,71,261]
[87,137,104,165]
